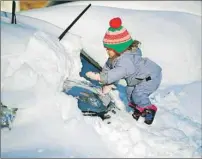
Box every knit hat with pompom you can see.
[103,17,133,54]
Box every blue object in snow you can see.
[1,103,18,130]
[65,85,109,114]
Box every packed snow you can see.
[1,2,201,158]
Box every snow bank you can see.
[1,16,82,108]
[55,1,202,16]
[19,5,201,86]
[1,17,116,157]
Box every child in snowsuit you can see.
[86,17,162,125]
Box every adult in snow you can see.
[86,17,162,125]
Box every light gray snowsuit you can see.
[100,48,162,107]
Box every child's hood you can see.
[116,50,142,64]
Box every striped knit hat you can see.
[103,17,133,54]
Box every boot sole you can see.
[132,113,140,121]
[144,110,156,125]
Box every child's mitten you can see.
[102,84,116,95]
[86,71,101,81]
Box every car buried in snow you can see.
[1,10,117,130]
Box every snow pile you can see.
[19,4,201,86]
[1,16,82,108]
[1,17,115,157]
[53,1,201,16]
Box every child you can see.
[86,17,162,125]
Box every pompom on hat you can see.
[103,17,133,54]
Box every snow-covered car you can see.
[1,10,116,130]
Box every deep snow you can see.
[1,2,201,158]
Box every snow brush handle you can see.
[58,4,92,41]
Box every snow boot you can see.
[128,102,144,121]
[144,105,157,125]
[132,108,142,121]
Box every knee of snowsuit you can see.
[126,86,135,102]
[129,72,162,107]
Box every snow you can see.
[1,2,202,158]
[51,1,201,16]
[1,16,115,158]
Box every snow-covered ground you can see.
[1,2,201,158]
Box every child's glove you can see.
[86,71,101,81]
[102,84,116,95]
